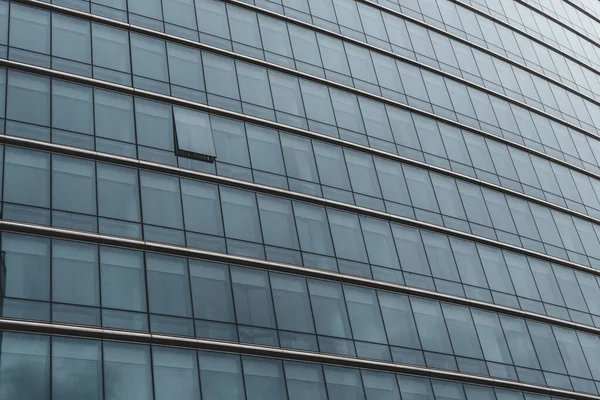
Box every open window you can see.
[173,106,217,163]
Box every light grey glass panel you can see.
[246,125,285,175]
[52,14,91,63]
[442,303,483,358]
[135,99,174,150]
[344,285,387,343]
[526,321,567,374]
[360,216,400,270]
[97,164,140,222]
[391,225,431,275]
[313,142,351,190]
[0,333,50,400]
[378,292,420,348]
[167,43,204,91]
[94,89,135,143]
[52,81,93,134]
[500,316,540,369]
[327,209,369,263]
[373,158,411,206]
[2,233,50,301]
[472,310,513,364]
[231,266,276,328]
[285,362,327,400]
[52,240,99,307]
[324,366,366,400]
[100,247,146,312]
[130,33,168,81]
[203,52,239,100]
[181,179,223,236]
[243,357,288,400]
[344,150,381,197]
[146,253,192,317]
[92,24,131,73]
[281,133,319,182]
[152,347,200,400]
[257,195,299,250]
[52,337,102,400]
[198,352,244,400]
[411,298,453,353]
[7,71,50,126]
[293,202,335,256]
[362,370,401,400]
[308,279,352,339]
[174,107,216,159]
[195,0,230,40]
[103,342,153,400]
[52,155,96,215]
[237,62,273,108]
[9,4,49,54]
[220,187,262,243]
[478,245,515,294]
[4,147,50,208]
[140,172,184,229]
[271,273,315,334]
[190,260,235,323]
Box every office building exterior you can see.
[2,0,600,398]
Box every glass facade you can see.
[2,0,600,398]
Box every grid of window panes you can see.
[0,331,582,400]
[6,232,600,393]
[2,0,600,397]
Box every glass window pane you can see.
[324,366,366,400]
[52,337,102,400]
[52,81,93,134]
[344,150,381,197]
[472,309,513,364]
[0,333,50,400]
[378,292,421,348]
[152,347,200,400]
[281,133,319,182]
[313,142,351,190]
[53,155,96,215]
[190,260,235,322]
[246,125,285,175]
[174,107,216,160]
[231,267,276,328]
[499,316,540,369]
[360,216,400,270]
[422,231,460,282]
[103,342,153,400]
[94,89,135,143]
[10,4,49,54]
[391,225,431,276]
[203,52,239,100]
[135,99,174,150]
[92,24,130,73]
[411,298,453,353]
[258,195,299,249]
[327,209,369,263]
[140,172,183,229]
[181,179,223,236]
[195,0,230,40]
[344,285,387,343]
[293,202,335,256]
[2,233,50,301]
[198,352,244,400]
[308,279,352,338]
[97,164,140,222]
[52,240,99,306]
[362,370,401,400]
[526,321,566,374]
[146,253,192,317]
[237,62,273,108]
[442,303,483,358]
[7,71,50,126]
[220,187,262,242]
[243,357,288,400]
[130,34,168,81]
[271,273,315,333]
[167,43,204,91]
[100,246,146,312]
[4,147,50,208]
[285,361,327,400]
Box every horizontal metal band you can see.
[0,317,596,399]
[12,0,600,155]
[3,57,600,226]
[3,217,600,338]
